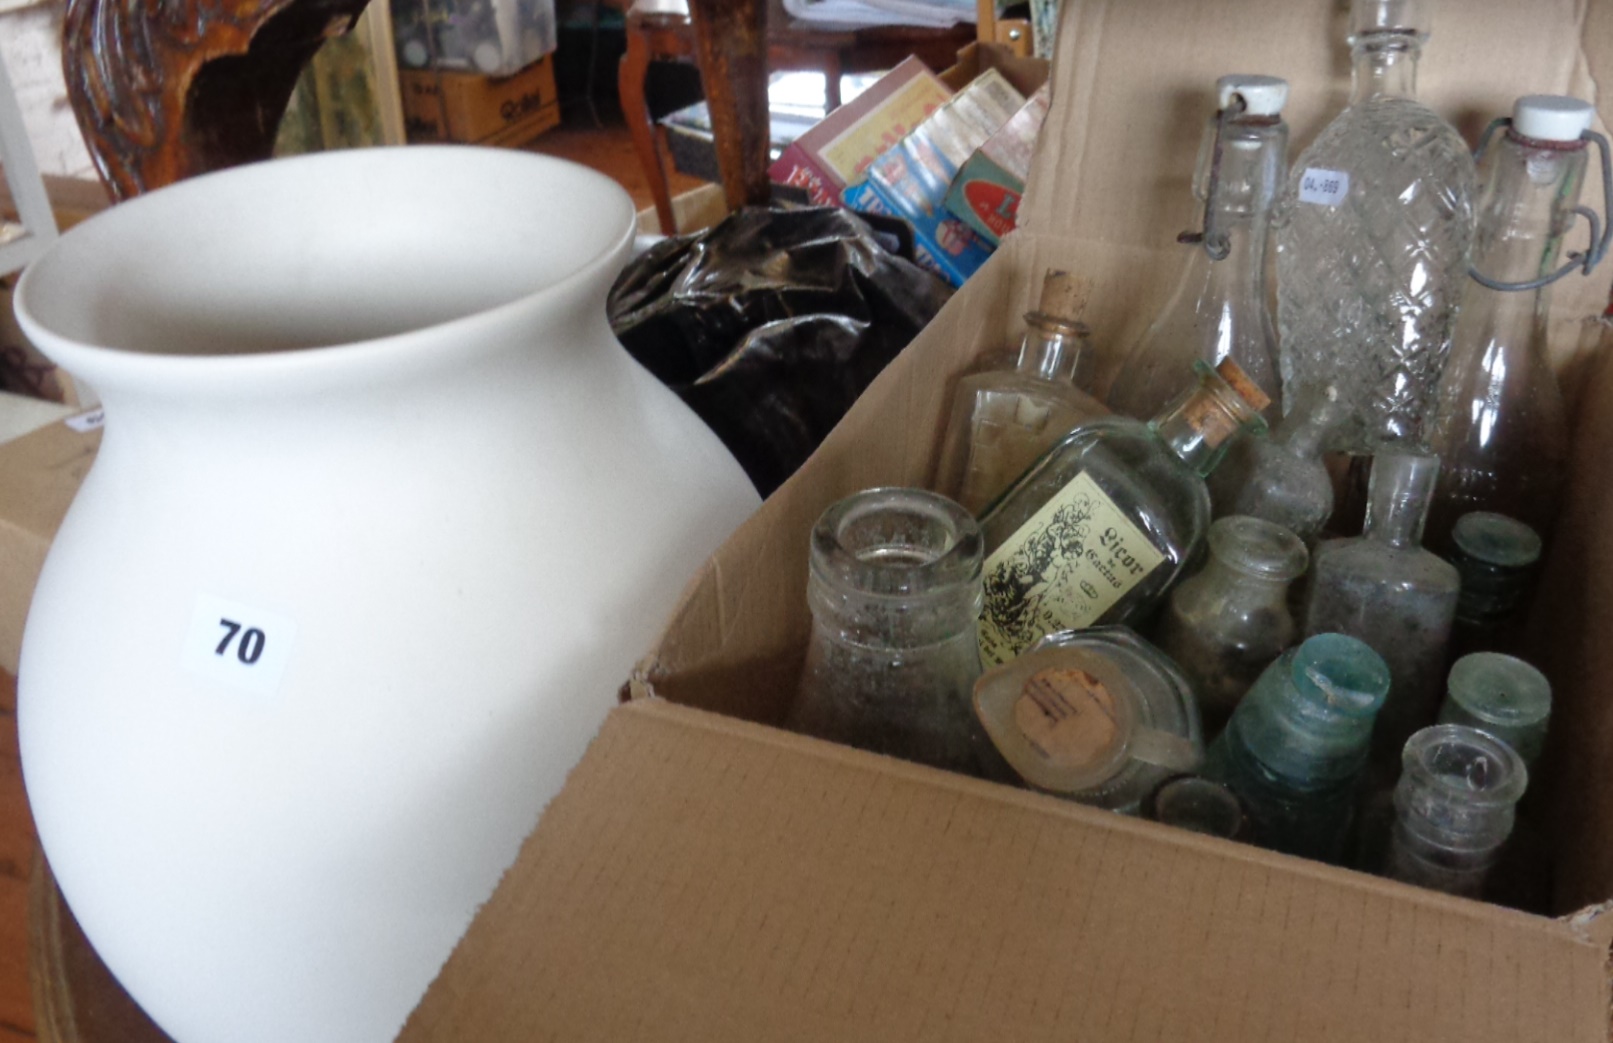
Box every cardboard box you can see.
[401,0,1613,1038]
[399,57,559,147]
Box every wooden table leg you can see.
[618,21,679,234]
[686,0,770,211]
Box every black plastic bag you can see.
[609,206,953,496]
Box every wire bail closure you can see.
[1468,117,1613,292]
[1178,94,1249,262]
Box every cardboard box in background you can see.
[401,0,1613,1039]
[399,56,559,146]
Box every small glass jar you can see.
[1204,633,1390,862]
[1445,512,1542,658]
[973,626,1203,814]
[787,488,987,775]
[1155,515,1308,734]
[1386,724,1528,898]
[1145,776,1248,840]
[1438,652,1551,767]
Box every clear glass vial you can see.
[1445,512,1543,658]
[1156,515,1308,735]
[933,269,1108,514]
[1438,652,1551,767]
[977,358,1269,666]
[788,487,988,775]
[1385,724,1528,898]
[1304,450,1460,785]
[1209,385,1350,544]
[1107,74,1289,423]
[1204,633,1391,862]
[973,626,1203,814]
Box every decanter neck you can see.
[1350,32,1420,103]
[1015,320,1088,385]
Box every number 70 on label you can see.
[183,594,297,697]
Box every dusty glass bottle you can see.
[1438,652,1551,767]
[933,270,1108,514]
[1385,724,1528,898]
[1208,386,1349,544]
[1426,96,1600,552]
[1276,0,1477,450]
[1145,776,1248,840]
[788,487,987,775]
[1107,75,1288,423]
[1444,512,1543,659]
[1203,633,1391,861]
[1304,450,1460,785]
[1156,515,1308,735]
[973,627,1203,814]
[977,358,1269,666]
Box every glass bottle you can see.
[1145,775,1248,841]
[933,269,1109,514]
[977,358,1269,666]
[1444,512,1542,660]
[1107,75,1289,423]
[787,487,988,775]
[1276,0,1477,451]
[1425,96,1598,552]
[1203,633,1391,862]
[1438,652,1551,767]
[1385,724,1528,898]
[972,627,1203,814]
[1303,450,1459,785]
[1208,385,1350,544]
[1156,515,1308,736]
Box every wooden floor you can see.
[0,114,702,1041]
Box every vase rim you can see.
[13,147,636,393]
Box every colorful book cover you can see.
[944,84,1051,244]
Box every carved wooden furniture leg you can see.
[62,0,374,201]
[619,4,680,235]
[685,0,770,210]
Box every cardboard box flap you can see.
[1017,0,1611,335]
[402,699,1609,1043]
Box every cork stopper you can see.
[1027,270,1091,333]
[1214,357,1271,413]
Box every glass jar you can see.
[1444,512,1542,659]
[972,626,1203,814]
[1204,633,1391,862]
[1438,652,1551,767]
[1385,724,1528,898]
[787,487,987,775]
[1156,515,1308,735]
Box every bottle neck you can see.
[1151,386,1252,478]
[1363,453,1439,549]
[1015,321,1087,385]
[1200,555,1292,606]
[1349,33,1420,104]
[1272,390,1345,458]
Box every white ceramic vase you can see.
[12,148,759,1043]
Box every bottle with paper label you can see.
[1276,0,1476,451]
[977,358,1269,666]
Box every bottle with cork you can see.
[932,269,1108,514]
[976,358,1270,666]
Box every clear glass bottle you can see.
[972,627,1203,814]
[1156,515,1308,735]
[1276,0,1477,450]
[933,269,1109,514]
[1444,512,1543,660]
[1145,775,1248,841]
[1303,450,1460,785]
[1208,385,1350,544]
[1203,633,1391,862]
[1385,724,1528,898]
[787,487,988,775]
[977,358,1269,666]
[1425,96,1597,552]
[1438,652,1551,767]
[1107,75,1289,423]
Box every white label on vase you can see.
[65,408,105,433]
[182,593,298,697]
[1298,168,1350,206]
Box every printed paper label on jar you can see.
[978,471,1166,666]
[1298,168,1350,206]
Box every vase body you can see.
[12,148,759,1043]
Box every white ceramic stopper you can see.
[1217,75,1289,117]
[1512,95,1594,142]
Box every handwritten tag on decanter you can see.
[181,593,298,697]
[1298,168,1350,206]
[978,471,1166,666]
[1015,668,1121,768]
